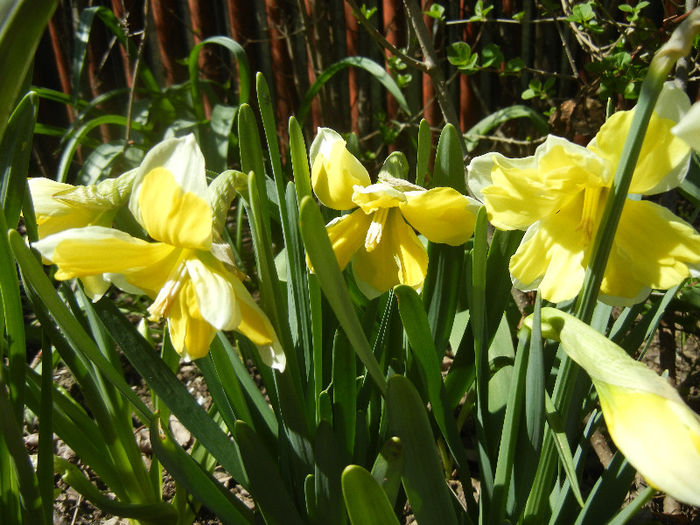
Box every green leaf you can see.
[234,421,305,525]
[313,421,347,525]
[93,299,249,487]
[415,119,431,187]
[150,420,255,525]
[298,57,411,124]
[298,196,387,395]
[387,375,459,525]
[464,105,548,153]
[370,437,403,505]
[0,0,57,142]
[188,36,250,120]
[342,465,400,525]
[332,330,357,457]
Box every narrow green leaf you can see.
[298,196,387,395]
[432,123,465,192]
[342,465,400,525]
[150,420,255,525]
[369,437,403,505]
[234,421,305,525]
[544,393,584,507]
[298,57,411,124]
[54,457,176,522]
[332,330,357,457]
[0,0,57,141]
[1,91,36,227]
[415,119,431,187]
[313,421,347,525]
[189,36,250,120]
[93,299,249,487]
[464,105,549,153]
[37,331,54,522]
[387,375,459,525]
[607,486,656,525]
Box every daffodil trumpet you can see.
[309,127,480,297]
[524,307,700,507]
[34,135,285,368]
[468,83,700,305]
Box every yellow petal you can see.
[478,136,608,230]
[186,256,241,331]
[231,278,286,371]
[601,199,700,300]
[28,178,104,238]
[588,110,690,195]
[326,209,373,270]
[353,209,427,296]
[80,275,111,301]
[399,187,479,245]
[351,182,405,214]
[595,383,700,507]
[167,278,217,359]
[34,226,179,296]
[130,135,213,249]
[310,128,371,210]
[509,202,588,303]
[526,307,700,507]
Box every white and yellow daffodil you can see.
[310,128,480,297]
[34,135,285,368]
[468,83,700,305]
[672,101,700,152]
[28,170,137,299]
[525,307,700,507]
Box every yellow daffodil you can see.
[310,127,480,297]
[672,101,700,152]
[524,307,700,507]
[468,83,700,305]
[28,170,137,299]
[34,135,285,368]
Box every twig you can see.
[125,0,149,142]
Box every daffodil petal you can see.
[509,209,588,304]
[167,278,217,359]
[185,256,241,331]
[351,182,406,213]
[231,278,286,371]
[601,199,700,300]
[80,275,111,301]
[588,110,690,195]
[525,307,700,507]
[34,226,179,294]
[29,178,104,238]
[326,209,373,270]
[477,135,608,230]
[353,209,428,296]
[129,135,213,249]
[310,128,371,210]
[655,81,691,122]
[400,187,479,245]
[672,101,700,152]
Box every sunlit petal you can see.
[129,135,213,249]
[509,204,588,303]
[186,255,241,331]
[527,307,700,507]
[479,136,608,230]
[352,182,405,214]
[353,210,427,296]
[29,178,105,238]
[80,275,111,301]
[588,110,690,195]
[601,199,700,300]
[167,278,217,359]
[400,187,479,245]
[326,209,373,270]
[231,278,286,371]
[310,128,371,210]
[672,101,700,152]
[34,226,179,296]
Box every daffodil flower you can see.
[672,101,700,152]
[468,83,700,304]
[310,128,480,297]
[524,307,700,507]
[34,135,285,368]
[28,170,137,299]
